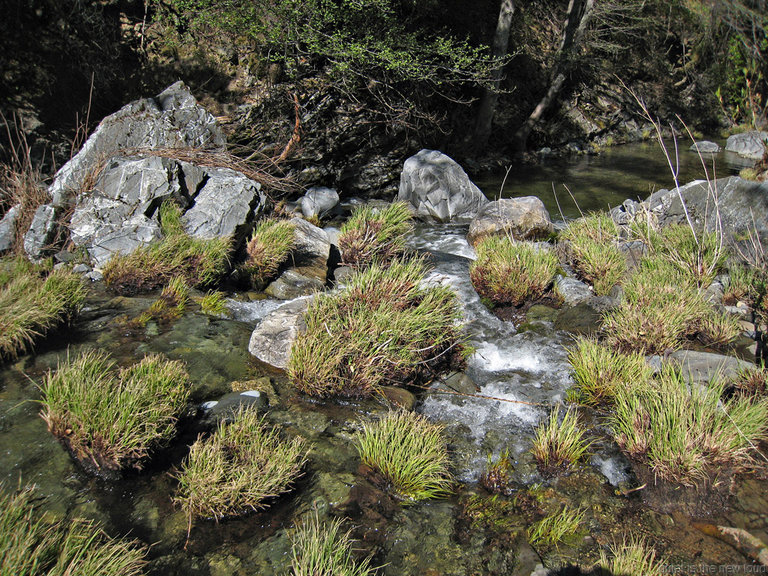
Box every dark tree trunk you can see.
[473,0,515,150]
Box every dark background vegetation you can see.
[0,0,765,191]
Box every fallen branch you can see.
[277,92,301,163]
[692,522,768,566]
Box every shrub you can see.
[597,535,665,576]
[470,237,558,306]
[0,485,146,576]
[174,406,307,526]
[0,261,85,360]
[289,513,376,576]
[40,350,190,472]
[356,410,453,502]
[527,506,584,548]
[559,213,626,295]
[602,257,710,355]
[338,201,413,268]
[566,337,653,407]
[610,366,768,485]
[102,201,230,295]
[530,406,591,475]
[244,218,295,287]
[288,257,465,397]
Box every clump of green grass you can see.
[566,337,653,407]
[597,535,665,576]
[244,217,295,287]
[696,310,743,347]
[102,200,230,295]
[530,406,591,475]
[610,366,768,485]
[729,366,768,399]
[338,201,413,268]
[197,290,228,316]
[356,410,453,502]
[289,513,376,576]
[602,256,712,355]
[0,485,146,576]
[723,263,763,306]
[40,350,190,472]
[527,505,585,548]
[633,222,726,288]
[0,260,85,360]
[470,237,558,306]
[131,276,190,328]
[559,212,626,295]
[288,256,465,397]
[174,406,307,528]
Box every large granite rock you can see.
[248,297,312,369]
[665,350,754,386]
[0,205,20,253]
[70,156,264,268]
[467,197,553,246]
[397,149,488,222]
[725,131,768,160]
[645,176,768,249]
[25,82,224,260]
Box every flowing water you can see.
[1,142,766,575]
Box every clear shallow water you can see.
[1,145,767,574]
[474,140,743,219]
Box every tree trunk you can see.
[473,0,515,150]
[512,0,595,151]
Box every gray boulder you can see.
[645,176,768,249]
[265,269,325,300]
[25,82,224,260]
[288,217,331,283]
[0,205,20,253]
[70,156,264,268]
[300,186,339,219]
[182,166,264,240]
[397,149,488,222]
[690,141,721,154]
[466,197,553,246]
[665,350,754,386]
[248,297,312,369]
[725,131,768,160]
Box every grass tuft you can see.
[0,485,146,576]
[602,256,711,355]
[470,237,559,306]
[566,337,652,407]
[40,350,190,472]
[610,366,768,485]
[338,201,413,269]
[356,410,453,502]
[480,449,515,494]
[174,405,307,526]
[597,535,665,576]
[198,290,229,316]
[527,505,585,548]
[244,218,295,287]
[288,256,465,397]
[289,513,376,576]
[0,260,85,360]
[102,200,230,295]
[559,213,626,295]
[530,406,591,475]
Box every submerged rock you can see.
[690,141,721,154]
[466,196,553,246]
[398,149,488,222]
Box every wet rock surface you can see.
[467,196,554,246]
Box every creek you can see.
[1,141,766,575]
